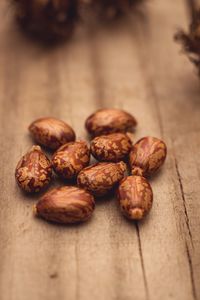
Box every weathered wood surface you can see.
[0,1,200,300]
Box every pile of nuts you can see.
[15,108,167,224]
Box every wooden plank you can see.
[0,3,144,300]
[0,1,199,300]
[173,132,200,299]
[57,28,145,300]
[90,2,198,299]
[127,0,200,299]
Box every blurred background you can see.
[0,1,200,300]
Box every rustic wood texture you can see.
[0,0,200,300]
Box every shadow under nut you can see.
[35,186,95,224]
[77,161,126,196]
[52,141,90,179]
[29,117,76,150]
[85,108,137,137]
[118,176,153,220]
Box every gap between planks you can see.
[87,25,150,300]
[126,1,199,299]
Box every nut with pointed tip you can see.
[77,161,126,196]
[117,176,153,220]
[85,108,137,137]
[15,145,52,193]
[34,186,95,224]
[129,137,167,177]
[90,133,132,162]
[29,117,75,150]
[52,140,90,179]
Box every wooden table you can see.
[0,1,200,300]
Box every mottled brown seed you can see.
[77,161,126,197]
[129,137,167,177]
[52,141,90,179]
[15,145,52,193]
[91,133,132,162]
[29,117,76,150]
[85,108,137,137]
[34,186,95,224]
[117,176,153,220]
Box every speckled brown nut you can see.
[52,141,90,179]
[129,137,167,177]
[29,117,75,150]
[90,133,132,162]
[15,145,52,193]
[77,161,126,196]
[85,108,137,137]
[117,176,153,220]
[34,186,95,224]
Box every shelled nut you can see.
[52,141,90,179]
[34,186,95,224]
[85,108,137,137]
[129,137,167,177]
[90,133,132,162]
[77,161,126,196]
[29,117,75,150]
[117,176,153,220]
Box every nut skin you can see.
[29,117,76,150]
[34,186,95,224]
[77,161,126,197]
[129,137,167,177]
[117,176,153,220]
[52,141,90,179]
[15,145,52,193]
[90,133,132,162]
[85,108,137,137]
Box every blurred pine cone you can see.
[175,10,200,74]
[13,0,78,40]
[79,0,141,21]
[12,0,142,40]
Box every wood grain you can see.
[0,1,200,300]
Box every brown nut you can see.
[90,133,132,162]
[85,108,137,137]
[29,117,76,150]
[34,186,95,224]
[129,137,167,177]
[117,176,153,220]
[52,141,90,179]
[77,161,126,197]
[15,145,52,193]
